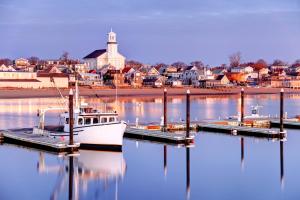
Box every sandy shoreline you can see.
[0,87,300,99]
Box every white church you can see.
[83,30,126,71]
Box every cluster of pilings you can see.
[239,88,286,138]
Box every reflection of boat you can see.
[35,82,126,151]
[37,150,126,200]
[228,105,269,120]
[77,150,126,181]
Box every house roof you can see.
[37,73,68,77]
[83,49,106,59]
[216,75,225,80]
[0,79,40,82]
[122,67,133,73]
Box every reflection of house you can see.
[83,30,125,71]
[199,75,230,88]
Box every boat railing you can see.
[33,127,51,137]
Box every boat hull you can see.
[74,122,126,147]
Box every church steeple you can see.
[107,29,118,56]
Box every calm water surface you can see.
[1,94,300,200]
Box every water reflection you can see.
[37,150,126,200]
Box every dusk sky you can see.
[0,0,299,65]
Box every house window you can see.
[101,117,108,123]
[85,118,91,125]
[65,118,69,124]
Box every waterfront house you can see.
[231,66,253,74]
[78,73,103,86]
[0,64,16,71]
[165,77,183,87]
[181,66,202,85]
[83,30,126,71]
[14,58,29,69]
[199,75,230,88]
[143,76,164,88]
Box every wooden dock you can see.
[270,120,300,129]
[0,128,79,153]
[197,123,285,139]
[124,127,194,144]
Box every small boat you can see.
[228,105,269,120]
[35,82,126,151]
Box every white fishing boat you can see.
[35,81,126,151]
[228,105,270,120]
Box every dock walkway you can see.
[197,124,284,139]
[271,120,300,129]
[0,128,79,152]
[124,127,194,144]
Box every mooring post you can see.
[241,88,244,126]
[163,88,167,132]
[186,89,191,138]
[69,89,74,147]
[280,88,284,134]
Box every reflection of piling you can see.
[280,89,284,134]
[186,90,191,138]
[280,141,284,190]
[164,145,167,176]
[163,88,167,132]
[241,88,244,126]
[68,156,74,200]
[241,137,244,170]
[186,147,190,200]
[69,89,74,147]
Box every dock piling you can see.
[69,89,74,148]
[241,88,244,126]
[186,90,191,138]
[163,88,167,132]
[280,88,284,134]
[186,147,191,199]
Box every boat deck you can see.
[197,123,285,139]
[124,127,194,144]
[0,128,79,152]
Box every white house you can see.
[181,66,202,85]
[83,30,126,71]
[0,64,16,71]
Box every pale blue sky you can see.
[0,0,299,65]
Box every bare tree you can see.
[292,59,300,67]
[229,52,241,67]
[171,61,187,69]
[28,56,40,65]
[60,51,69,64]
[126,60,143,69]
[190,60,204,69]
[0,58,13,66]
[272,59,287,66]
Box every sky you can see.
[0,0,299,66]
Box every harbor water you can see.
[1,94,300,199]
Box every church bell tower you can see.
[107,29,118,57]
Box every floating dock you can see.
[0,128,79,153]
[197,123,285,139]
[124,127,194,144]
[270,120,300,129]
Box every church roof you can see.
[83,49,106,59]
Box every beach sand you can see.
[0,87,299,99]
